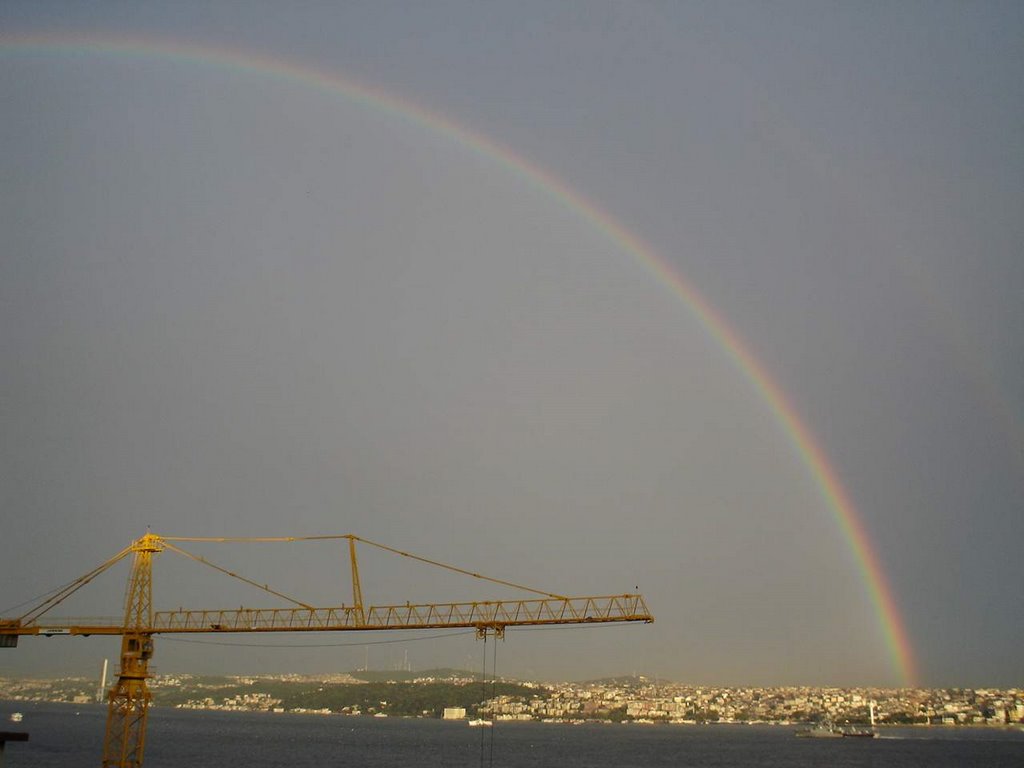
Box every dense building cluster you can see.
[484,681,1024,725]
[2,674,1021,726]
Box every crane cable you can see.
[480,633,488,768]
[352,536,567,600]
[161,534,567,599]
[162,541,315,609]
[15,544,134,624]
[479,631,498,768]
[489,634,497,768]
[161,628,474,648]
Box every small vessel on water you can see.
[841,728,878,738]
[796,701,878,739]
[795,723,879,738]
[9,712,23,722]
[794,724,877,739]
[468,718,493,727]
[843,702,879,738]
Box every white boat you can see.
[9,712,23,722]
[468,718,493,727]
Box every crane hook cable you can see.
[478,629,498,768]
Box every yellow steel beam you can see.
[3,595,652,636]
[348,536,365,624]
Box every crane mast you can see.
[102,534,162,767]
[1,532,653,768]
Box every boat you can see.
[796,723,877,739]
[9,712,23,722]
[844,702,878,737]
[796,703,878,739]
[842,728,878,738]
[468,718,493,727]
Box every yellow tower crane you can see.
[1,532,653,767]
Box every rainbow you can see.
[0,32,917,685]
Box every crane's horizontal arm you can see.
[2,594,652,637]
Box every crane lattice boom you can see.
[4,594,650,636]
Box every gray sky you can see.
[1,2,1021,688]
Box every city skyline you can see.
[4,669,1023,728]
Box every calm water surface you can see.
[3,702,1023,767]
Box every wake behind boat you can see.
[794,724,842,738]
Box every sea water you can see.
[4,702,1023,767]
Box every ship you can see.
[468,718,493,727]
[9,712,23,723]
[796,702,878,739]
[841,703,878,738]
[841,728,878,738]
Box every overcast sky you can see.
[1,2,1021,688]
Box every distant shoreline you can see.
[4,698,1023,731]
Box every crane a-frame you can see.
[1,532,653,767]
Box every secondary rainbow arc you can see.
[0,32,917,685]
